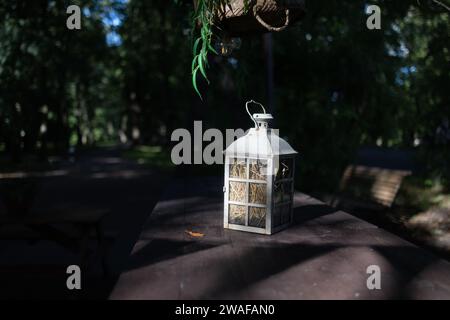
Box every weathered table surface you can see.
[110,177,450,299]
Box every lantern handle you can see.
[245,100,266,129]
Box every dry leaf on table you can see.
[185,230,205,238]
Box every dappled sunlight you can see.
[407,207,450,251]
[236,245,397,300]
[0,170,69,180]
[89,169,143,180]
[112,183,450,299]
[109,171,450,299]
[115,236,432,299]
[92,157,123,165]
[370,168,411,207]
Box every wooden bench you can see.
[330,165,411,211]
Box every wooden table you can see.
[110,177,450,299]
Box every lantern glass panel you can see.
[274,181,293,204]
[280,204,291,224]
[229,158,247,179]
[229,204,246,225]
[249,159,267,180]
[249,207,266,228]
[275,158,293,181]
[249,182,266,205]
[273,205,282,227]
[274,182,283,204]
[283,181,293,202]
[229,181,246,203]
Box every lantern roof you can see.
[224,100,298,158]
[225,127,297,158]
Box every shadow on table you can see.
[292,204,338,225]
[124,238,221,272]
[196,242,441,299]
[115,201,446,299]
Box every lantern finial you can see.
[245,100,273,129]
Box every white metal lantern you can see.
[223,100,298,235]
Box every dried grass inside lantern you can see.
[249,183,266,204]
[249,207,266,228]
[230,158,246,178]
[229,204,246,225]
[229,181,246,203]
[249,160,266,180]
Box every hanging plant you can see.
[191,0,306,98]
[191,0,250,98]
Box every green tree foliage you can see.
[0,0,114,160]
[0,0,448,191]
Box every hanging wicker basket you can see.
[215,0,306,36]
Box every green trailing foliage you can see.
[191,0,250,98]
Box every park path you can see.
[0,147,169,299]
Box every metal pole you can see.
[263,33,275,118]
